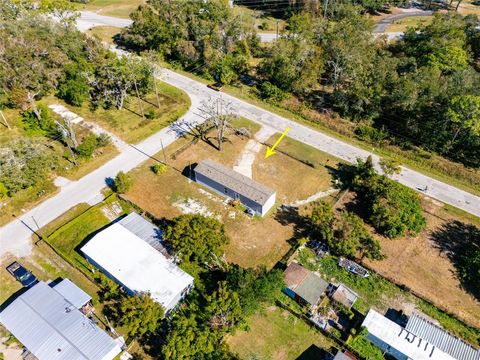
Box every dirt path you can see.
[233,126,275,178]
[49,104,128,151]
[0,337,23,360]
[288,188,338,207]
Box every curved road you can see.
[373,9,433,33]
[1,11,479,259]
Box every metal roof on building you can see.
[284,263,328,305]
[331,284,358,309]
[406,313,480,360]
[0,281,122,360]
[80,222,194,312]
[194,159,275,205]
[362,309,455,360]
[118,212,169,257]
[53,279,92,309]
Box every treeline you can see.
[0,1,153,197]
[123,1,480,168]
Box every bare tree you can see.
[0,110,11,129]
[55,119,77,165]
[199,97,237,151]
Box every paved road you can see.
[78,11,278,42]
[2,11,479,258]
[0,90,204,258]
[373,10,433,33]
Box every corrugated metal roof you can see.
[332,284,358,308]
[118,213,169,257]
[362,309,455,360]
[194,159,275,205]
[284,263,328,305]
[80,222,194,312]
[53,279,91,309]
[295,272,328,305]
[406,313,480,360]
[0,282,122,360]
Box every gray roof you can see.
[405,313,480,360]
[0,281,121,360]
[284,263,328,305]
[118,212,169,257]
[332,284,358,308]
[53,279,91,309]
[194,159,275,205]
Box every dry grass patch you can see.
[83,0,145,18]
[334,192,480,328]
[87,26,121,44]
[254,135,340,204]
[386,15,433,32]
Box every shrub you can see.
[355,124,388,145]
[145,109,157,120]
[151,163,167,174]
[76,133,98,158]
[0,182,8,198]
[21,105,55,135]
[257,81,288,103]
[113,171,133,193]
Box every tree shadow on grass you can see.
[430,220,480,300]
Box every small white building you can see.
[0,281,122,360]
[81,214,194,313]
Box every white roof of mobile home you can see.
[362,309,457,360]
[0,281,122,360]
[54,279,92,309]
[80,221,194,312]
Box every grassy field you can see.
[227,306,335,360]
[87,26,122,44]
[255,135,342,203]
[387,15,433,32]
[42,82,190,144]
[82,0,145,18]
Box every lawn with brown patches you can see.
[335,192,480,328]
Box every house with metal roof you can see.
[80,216,194,313]
[329,284,358,309]
[0,281,122,360]
[361,309,480,360]
[194,159,276,216]
[53,279,92,311]
[283,262,329,307]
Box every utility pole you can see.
[160,138,167,164]
[276,20,280,39]
[133,78,145,119]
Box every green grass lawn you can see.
[82,0,145,18]
[46,195,131,277]
[228,306,335,360]
[387,15,433,32]
[49,81,190,144]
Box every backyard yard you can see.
[227,305,335,360]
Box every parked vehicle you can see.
[207,82,223,91]
[7,261,38,287]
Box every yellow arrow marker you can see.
[264,128,291,159]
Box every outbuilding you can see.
[0,281,122,360]
[283,262,329,307]
[81,214,194,313]
[194,159,276,216]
